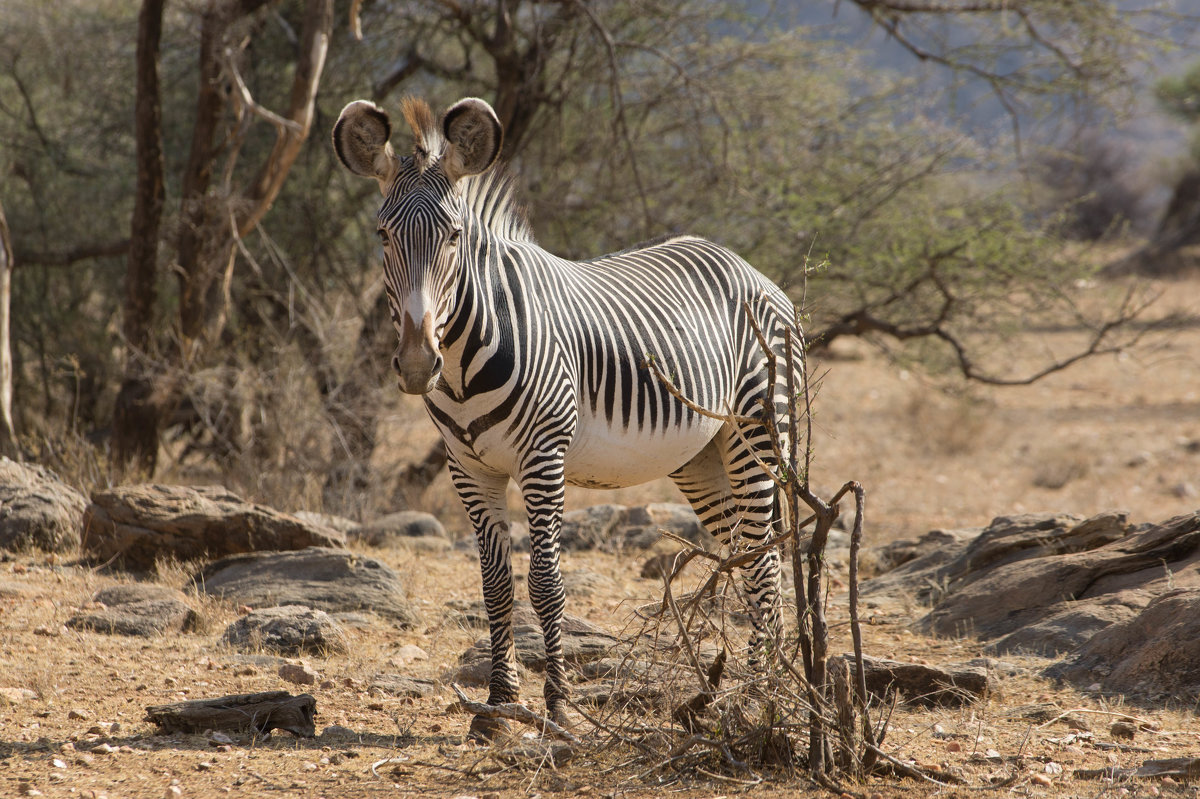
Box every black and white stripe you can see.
[335,97,802,738]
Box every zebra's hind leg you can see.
[447,457,520,742]
[670,434,783,663]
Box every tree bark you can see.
[112,0,167,474]
[0,199,17,458]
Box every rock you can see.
[367,674,438,698]
[640,551,687,580]
[844,654,992,707]
[278,663,320,685]
[0,458,87,554]
[1110,721,1138,740]
[457,613,617,675]
[222,606,349,656]
[1050,587,1200,702]
[562,569,616,597]
[355,511,446,546]
[81,484,345,570]
[915,511,1199,656]
[389,535,452,553]
[194,547,418,626]
[559,503,714,552]
[66,584,200,637]
[0,681,38,700]
[293,511,360,537]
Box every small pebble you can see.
[1110,721,1137,740]
[210,731,234,745]
[68,709,89,721]
[278,663,320,686]
[1031,774,1052,787]
[197,761,213,771]
[93,743,116,755]
[165,787,183,798]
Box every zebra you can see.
[333,95,804,740]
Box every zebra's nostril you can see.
[432,354,444,373]
[391,352,403,376]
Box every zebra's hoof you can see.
[467,714,510,743]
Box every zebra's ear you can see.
[442,98,502,183]
[333,100,400,192]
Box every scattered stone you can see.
[0,458,87,554]
[81,484,346,570]
[458,618,617,675]
[355,511,446,546]
[559,503,714,552]
[319,725,358,742]
[368,674,439,699]
[195,547,418,626]
[293,511,360,537]
[1110,721,1137,740]
[391,644,429,665]
[33,624,62,636]
[67,584,200,637]
[562,569,616,597]
[68,709,89,720]
[278,663,321,685]
[640,551,687,580]
[223,605,348,656]
[0,687,38,703]
[209,731,234,745]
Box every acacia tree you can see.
[112,0,334,473]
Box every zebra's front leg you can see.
[520,455,571,727]
[447,458,520,742]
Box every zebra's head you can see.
[333,96,503,394]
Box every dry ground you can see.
[2,275,1200,798]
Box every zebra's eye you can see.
[377,229,389,246]
[448,229,462,245]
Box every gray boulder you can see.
[355,510,446,546]
[915,511,1199,656]
[67,583,200,637]
[82,484,345,570]
[194,547,418,627]
[1051,588,1200,702]
[0,458,87,553]
[222,605,348,656]
[559,503,713,552]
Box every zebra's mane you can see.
[461,166,535,244]
[401,97,533,244]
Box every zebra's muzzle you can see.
[393,311,443,394]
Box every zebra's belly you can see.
[563,412,722,489]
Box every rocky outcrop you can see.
[0,458,87,553]
[81,484,346,570]
[194,547,419,627]
[67,583,200,637]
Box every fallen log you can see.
[145,690,316,737]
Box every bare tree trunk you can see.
[112,0,167,474]
[0,199,17,458]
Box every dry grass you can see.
[2,274,1200,796]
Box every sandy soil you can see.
[2,275,1199,798]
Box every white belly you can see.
[563,411,721,489]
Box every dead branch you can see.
[450,684,580,745]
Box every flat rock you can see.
[222,605,348,656]
[459,617,617,674]
[293,511,360,537]
[82,484,346,570]
[559,503,714,552]
[1050,587,1200,702]
[67,584,199,637]
[194,547,418,627]
[368,674,439,698]
[0,458,87,554]
[864,511,1128,604]
[355,511,446,545]
[915,511,1200,656]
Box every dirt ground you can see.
[2,274,1199,798]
